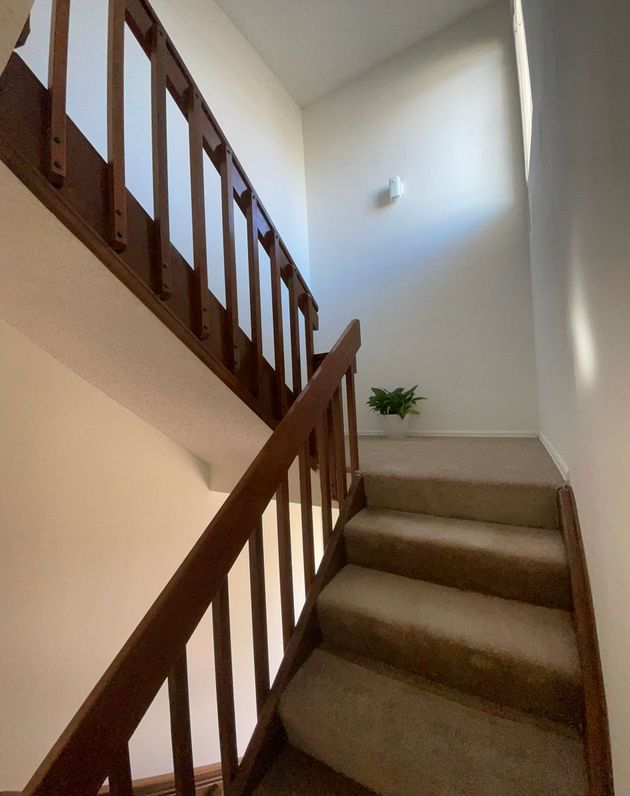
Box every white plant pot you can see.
[381,414,410,439]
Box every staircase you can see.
[0,2,612,795]
[248,443,611,796]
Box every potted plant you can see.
[367,385,426,438]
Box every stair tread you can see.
[317,565,582,724]
[362,470,560,528]
[254,744,375,795]
[319,564,579,678]
[346,508,567,563]
[344,508,571,608]
[279,647,587,795]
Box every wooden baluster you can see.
[302,295,318,461]
[108,743,133,796]
[188,88,210,339]
[302,296,316,382]
[212,579,237,787]
[220,146,238,371]
[168,650,196,796]
[47,0,71,187]
[332,387,347,502]
[326,400,338,502]
[316,410,333,543]
[150,24,171,299]
[345,362,360,473]
[276,475,294,647]
[15,14,31,48]
[298,444,315,590]
[248,518,269,713]
[107,0,127,251]
[246,192,263,395]
[270,234,287,417]
[288,268,302,396]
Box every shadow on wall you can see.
[304,2,536,435]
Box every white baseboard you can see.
[538,433,570,481]
[358,430,539,438]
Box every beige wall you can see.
[0,320,320,790]
[521,1,630,791]
[303,2,538,435]
[0,0,32,72]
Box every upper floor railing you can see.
[0,0,318,427]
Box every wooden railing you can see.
[20,319,361,796]
[0,0,317,427]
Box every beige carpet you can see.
[345,508,572,609]
[269,436,586,794]
[359,436,564,528]
[254,745,374,795]
[279,649,587,796]
[358,436,564,486]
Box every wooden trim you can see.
[558,486,614,796]
[298,444,316,591]
[149,23,171,299]
[212,580,238,788]
[248,519,270,714]
[167,651,196,796]
[245,191,263,396]
[108,744,133,796]
[230,474,367,796]
[15,15,31,48]
[345,365,360,473]
[47,0,71,186]
[107,0,128,251]
[219,145,239,372]
[188,88,210,340]
[316,410,333,543]
[276,475,295,648]
[98,763,223,795]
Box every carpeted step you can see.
[362,472,560,528]
[345,508,572,609]
[278,648,587,796]
[317,565,582,725]
[254,744,375,794]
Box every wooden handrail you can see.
[21,319,360,796]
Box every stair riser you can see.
[345,533,572,610]
[318,604,583,727]
[363,475,560,529]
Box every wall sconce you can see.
[389,176,404,201]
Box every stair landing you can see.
[358,436,564,528]
[359,435,563,486]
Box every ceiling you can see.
[216,0,499,107]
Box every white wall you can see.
[521,1,630,791]
[0,0,33,72]
[303,1,538,435]
[0,320,321,790]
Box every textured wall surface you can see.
[304,3,538,435]
[522,1,630,789]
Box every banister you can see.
[123,0,315,312]
[0,0,317,436]
[22,319,360,796]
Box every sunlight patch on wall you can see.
[570,263,598,389]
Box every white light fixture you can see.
[389,176,404,201]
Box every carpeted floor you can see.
[358,436,564,486]
[256,436,586,794]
